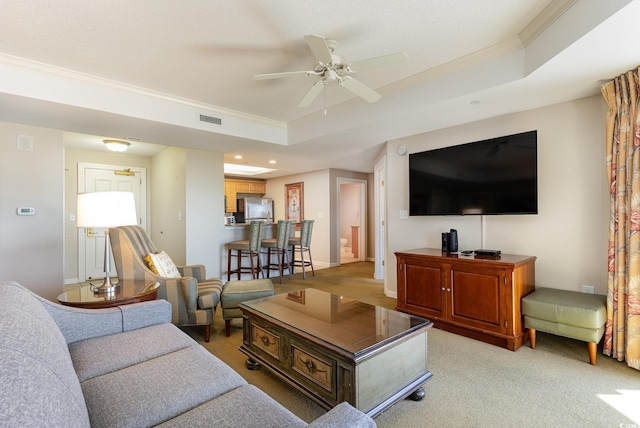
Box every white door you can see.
[374,157,386,280]
[78,163,147,281]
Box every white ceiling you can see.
[1,0,639,178]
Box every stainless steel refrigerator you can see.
[235,197,274,223]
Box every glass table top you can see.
[58,280,158,305]
[240,288,431,355]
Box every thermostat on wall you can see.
[16,207,36,216]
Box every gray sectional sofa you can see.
[0,281,375,427]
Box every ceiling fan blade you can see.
[339,76,381,103]
[253,71,312,80]
[348,52,409,72]
[298,80,326,108]
[304,34,333,64]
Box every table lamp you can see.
[76,191,138,294]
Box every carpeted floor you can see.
[182,262,640,427]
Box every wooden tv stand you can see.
[395,248,536,351]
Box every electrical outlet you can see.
[582,285,595,294]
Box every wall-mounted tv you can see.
[409,130,538,216]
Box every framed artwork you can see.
[285,182,304,224]
[287,290,305,304]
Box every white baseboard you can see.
[385,290,398,299]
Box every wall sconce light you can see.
[103,139,131,152]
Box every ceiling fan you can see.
[253,34,408,108]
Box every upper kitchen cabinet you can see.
[234,181,266,194]
[224,179,267,212]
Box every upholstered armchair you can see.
[109,226,222,342]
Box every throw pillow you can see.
[144,251,181,278]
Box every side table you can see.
[58,280,159,309]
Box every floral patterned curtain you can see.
[601,66,640,370]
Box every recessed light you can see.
[269,160,276,164]
[234,155,243,159]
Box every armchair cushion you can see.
[145,251,181,278]
[197,279,223,310]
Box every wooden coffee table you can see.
[57,280,159,309]
[239,289,433,417]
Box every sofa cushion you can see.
[69,323,197,382]
[81,344,248,428]
[0,281,90,427]
[155,384,306,428]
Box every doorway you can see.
[338,178,366,264]
[77,162,147,281]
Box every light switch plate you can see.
[399,210,408,220]
[582,285,595,294]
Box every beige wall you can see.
[150,147,186,265]
[0,122,64,300]
[185,148,225,277]
[266,169,332,267]
[385,95,609,297]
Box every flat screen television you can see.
[409,130,538,216]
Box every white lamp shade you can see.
[76,191,138,228]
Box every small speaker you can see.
[448,229,458,252]
[441,232,449,252]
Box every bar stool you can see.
[290,219,314,279]
[261,220,293,283]
[227,221,264,281]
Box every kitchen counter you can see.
[224,222,276,228]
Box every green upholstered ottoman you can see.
[522,287,606,365]
[221,278,274,337]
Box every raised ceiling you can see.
[1,0,639,177]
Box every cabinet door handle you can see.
[441,287,445,291]
[446,288,451,292]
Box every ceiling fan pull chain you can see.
[324,83,327,115]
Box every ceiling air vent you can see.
[199,114,222,125]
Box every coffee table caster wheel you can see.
[408,387,425,401]
[245,359,260,370]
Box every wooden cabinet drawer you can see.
[289,341,337,401]
[291,345,334,392]
[251,324,280,360]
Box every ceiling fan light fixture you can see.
[253,34,407,108]
[103,139,130,152]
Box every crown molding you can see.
[519,0,578,46]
